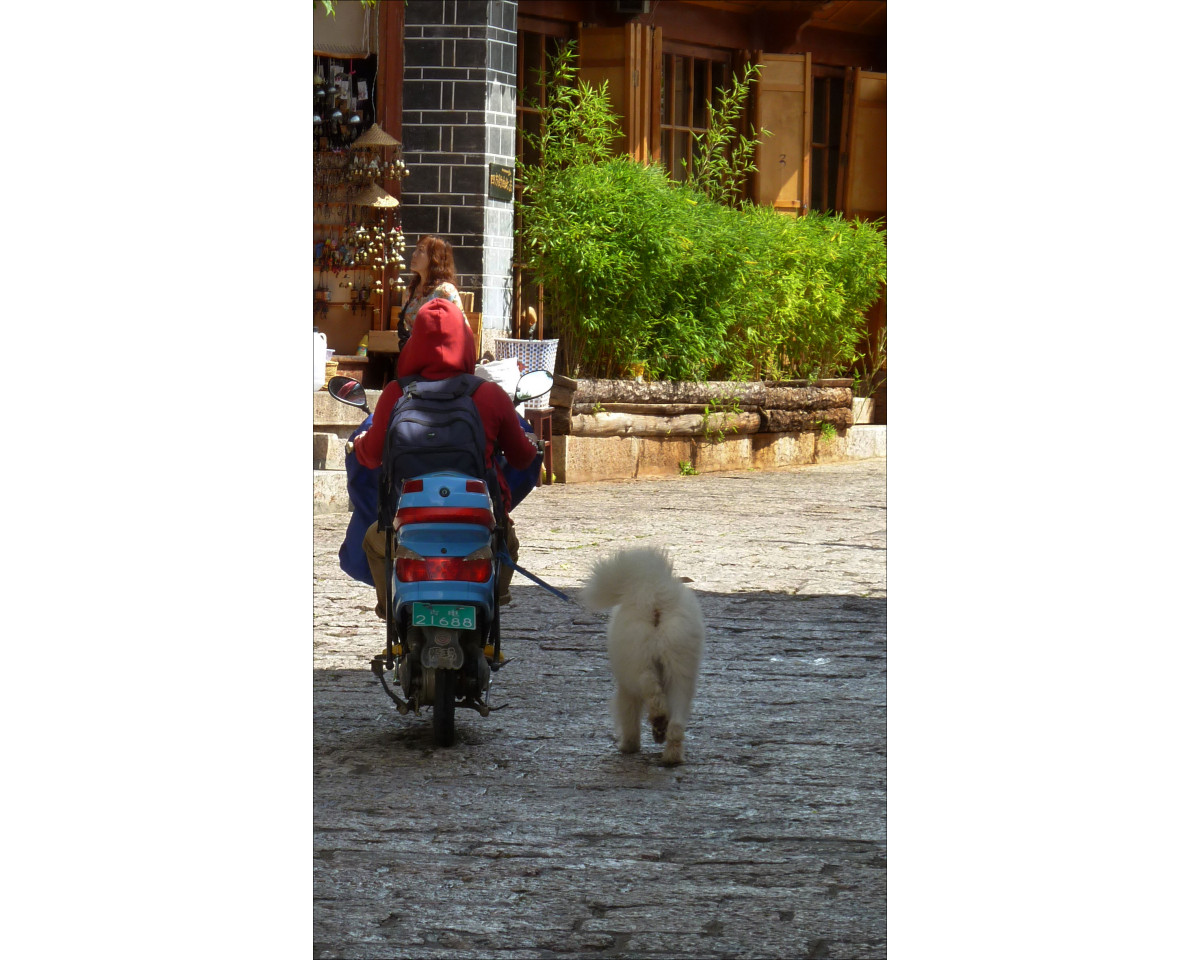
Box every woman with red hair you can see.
[395,235,465,333]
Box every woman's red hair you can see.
[408,236,457,296]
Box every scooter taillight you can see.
[396,556,492,582]
[401,480,424,494]
[397,506,495,529]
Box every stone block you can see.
[402,163,439,194]
[452,78,487,109]
[751,432,816,469]
[693,436,754,474]
[404,0,445,25]
[313,389,380,428]
[814,431,848,463]
[451,124,486,153]
[400,203,438,236]
[454,0,488,25]
[478,327,503,359]
[418,24,472,39]
[420,66,473,81]
[450,164,482,195]
[845,425,887,459]
[404,79,442,110]
[404,37,444,66]
[313,470,350,515]
[453,242,483,275]
[402,124,441,152]
[452,38,488,68]
[559,435,637,483]
[487,81,515,112]
[313,432,347,471]
[634,437,697,478]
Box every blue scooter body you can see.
[392,471,498,620]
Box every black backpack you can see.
[379,373,490,522]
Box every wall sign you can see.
[487,163,514,202]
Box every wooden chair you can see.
[524,407,553,485]
[466,311,483,359]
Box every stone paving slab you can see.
[315,459,886,958]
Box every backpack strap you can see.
[405,373,484,401]
[379,376,418,529]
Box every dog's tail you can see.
[580,546,678,612]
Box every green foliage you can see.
[820,421,837,442]
[315,0,377,15]
[517,44,887,383]
[700,395,742,443]
[517,41,621,184]
[686,62,768,207]
[678,460,697,476]
[853,326,887,399]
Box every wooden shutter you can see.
[579,23,660,163]
[840,70,886,420]
[753,53,811,216]
[841,69,886,223]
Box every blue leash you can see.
[496,546,574,604]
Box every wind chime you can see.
[344,121,410,306]
[313,53,410,323]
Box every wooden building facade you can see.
[515,1,885,217]
[315,1,885,396]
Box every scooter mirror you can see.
[328,375,368,410]
[514,369,554,403]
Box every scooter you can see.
[328,368,554,746]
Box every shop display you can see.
[314,53,409,355]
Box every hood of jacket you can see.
[395,297,476,381]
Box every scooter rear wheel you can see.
[432,670,455,746]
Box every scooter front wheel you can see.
[432,670,456,746]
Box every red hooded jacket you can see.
[354,298,537,513]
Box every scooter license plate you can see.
[411,603,476,630]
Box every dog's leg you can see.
[645,659,669,744]
[613,687,642,753]
[660,682,693,766]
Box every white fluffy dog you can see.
[581,547,705,765]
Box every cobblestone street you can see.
[314,459,886,958]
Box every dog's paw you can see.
[650,715,668,743]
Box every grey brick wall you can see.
[402,0,518,336]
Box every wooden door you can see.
[579,22,660,164]
[753,53,811,217]
[841,69,886,223]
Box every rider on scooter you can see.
[352,297,538,616]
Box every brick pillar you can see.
[402,0,518,340]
